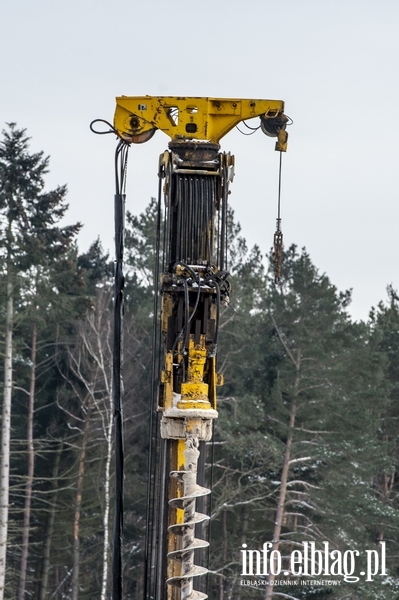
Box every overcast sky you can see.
[1,0,399,321]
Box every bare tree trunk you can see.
[71,414,90,600]
[217,510,228,600]
[0,265,13,600]
[234,506,249,600]
[218,574,224,600]
[100,408,112,600]
[38,439,63,600]
[59,290,114,598]
[18,323,37,600]
[265,349,300,600]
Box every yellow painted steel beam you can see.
[114,95,286,144]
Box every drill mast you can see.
[112,96,288,600]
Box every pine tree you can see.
[209,244,395,599]
[0,123,80,599]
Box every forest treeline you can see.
[1,124,399,600]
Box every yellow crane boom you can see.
[114,95,288,150]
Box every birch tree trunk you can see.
[71,413,90,600]
[58,289,114,598]
[0,261,13,600]
[17,323,37,600]
[69,292,113,600]
[100,407,113,600]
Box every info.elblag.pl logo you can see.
[241,541,387,583]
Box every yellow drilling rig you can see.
[103,96,288,600]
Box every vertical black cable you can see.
[220,165,227,271]
[217,198,221,269]
[204,179,212,264]
[88,127,132,600]
[224,171,228,271]
[112,140,129,600]
[112,190,125,600]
